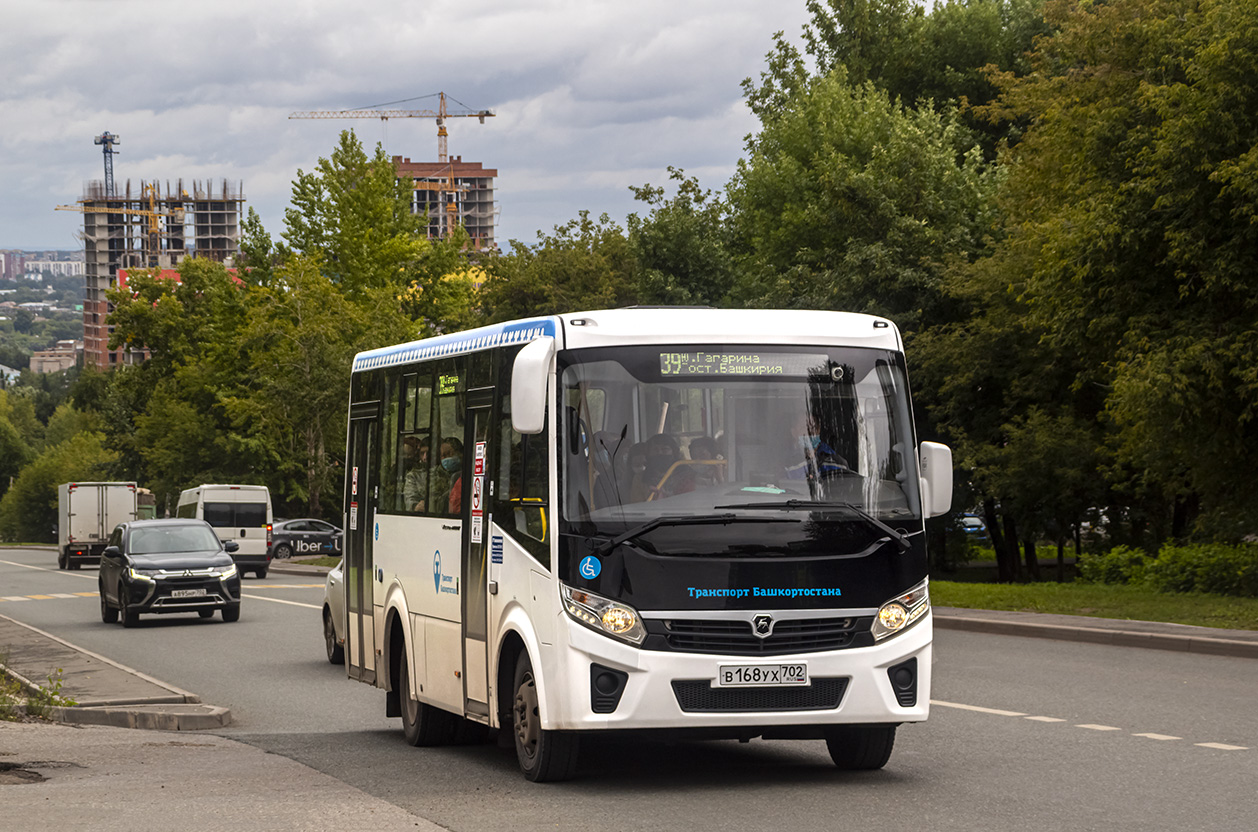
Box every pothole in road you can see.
[0,762,46,785]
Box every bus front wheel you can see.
[512,650,579,782]
[824,724,896,770]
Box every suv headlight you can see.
[214,564,238,580]
[126,567,156,583]
[561,583,646,645]
[871,579,930,642]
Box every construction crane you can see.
[95,131,120,198]
[288,92,494,163]
[55,198,183,268]
[289,93,494,239]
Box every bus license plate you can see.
[171,589,206,598]
[716,664,808,688]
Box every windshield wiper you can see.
[590,513,778,556]
[713,500,912,553]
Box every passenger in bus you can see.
[402,437,431,512]
[687,436,725,488]
[644,432,690,499]
[624,442,650,502]
[441,438,464,514]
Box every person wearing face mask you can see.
[440,437,464,514]
[783,411,848,481]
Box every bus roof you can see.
[351,308,901,374]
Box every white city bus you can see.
[341,307,952,781]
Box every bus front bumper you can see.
[542,611,932,732]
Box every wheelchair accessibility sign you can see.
[579,556,601,580]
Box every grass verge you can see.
[932,580,1258,631]
[289,556,340,568]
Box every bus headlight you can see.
[871,579,930,642]
[561,584,646,645]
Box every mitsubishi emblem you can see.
[752,614,774,639]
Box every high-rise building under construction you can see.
[74,178,244,367]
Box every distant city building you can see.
[75,178,245,368]
[23,260,85,277]
[30,340,83,374]
[393,156,497,250]
[0,363,19,385]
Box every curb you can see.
[935,612,1258,660]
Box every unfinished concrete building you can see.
[393,156,497,250]
[76,178,244,367]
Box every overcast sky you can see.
[1,0,811,252]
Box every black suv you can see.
[98,519,243,626]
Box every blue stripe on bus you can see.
[351,318,558,373]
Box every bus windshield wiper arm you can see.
[592,513,763,556]
[713,500,912,553]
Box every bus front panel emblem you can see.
[752,614,773,638]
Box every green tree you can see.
[227,256,411,517]
[0,432,117,542]
[0,414,31,501]
[974,0,1258,537]
[626,168,736,307]
[727,68,998,334]
[282,130,428,293]
[482,212,639,322]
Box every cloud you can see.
[0,0,811,249]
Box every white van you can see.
[176,484,273,578]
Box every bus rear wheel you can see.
[512,650,579,782]
[824,724,896,770]
[399,648,455,746]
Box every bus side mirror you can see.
[512,336,555,435]
[918,442,953,518]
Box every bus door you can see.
[345,409,379,685]
[461,396,493,716]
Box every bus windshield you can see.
[558,345,921,540]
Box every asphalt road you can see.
[3,546,1255,831]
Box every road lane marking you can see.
[931,700,1027,717]
[26,595,55,600]
[244,584,325,589]
[937,699,1248,754]
[240,593,321,610]
[1,596,32,602]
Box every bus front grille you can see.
[671,678,849,712]
[650,616,874,655]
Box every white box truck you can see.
[57,482,139,570]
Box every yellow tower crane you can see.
[55,197,183,268]
[289,92,495,238]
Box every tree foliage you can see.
[0,431,117,543]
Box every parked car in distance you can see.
[98,519,243,627]
[323,558,345,664]
[272,518,343,560]
[961,514,988,539]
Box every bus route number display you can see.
[659,351,826,377]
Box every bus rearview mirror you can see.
[918,441,953,518]
[512,337,555,435]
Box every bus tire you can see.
[399,648,455,746]
[512,650,579,782]
[824,724,896,770]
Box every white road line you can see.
[49,593,78,599]
[1077,724,1122,731]
[931,700,1027,717]
[1025,716,1066,723]
[1195,742,1248,751]
[1133,733,1181,741]
[1,596,32,602]
[0,559,96,581]
[241,593,321,610]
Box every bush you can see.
[1144,544,1258,598]
[1077,546,1150,585]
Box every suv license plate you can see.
[716,664,809,688]
[171,588,207,598]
